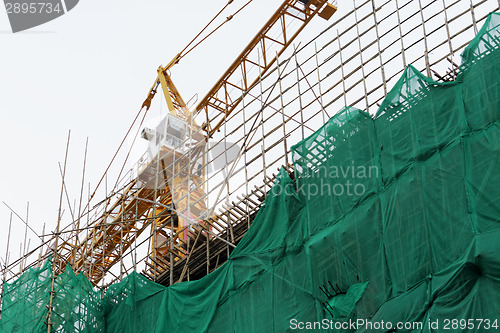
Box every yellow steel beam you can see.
[194,0,337,136]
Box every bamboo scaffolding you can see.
[1,0,498,298]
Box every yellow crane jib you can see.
[194,0,337,137]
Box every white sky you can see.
[0,0,331,266]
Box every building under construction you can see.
[1,0,500,331]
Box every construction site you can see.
[1,0,500,331]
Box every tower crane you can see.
[56,0,337,285]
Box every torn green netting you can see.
[1,11,500,333]
[325,282,369,320]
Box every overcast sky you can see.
[0,0,334,266]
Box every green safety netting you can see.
[0,260,51,332]
[0,260,104,333]
[1,11,500,333]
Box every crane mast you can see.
[57,0,337,285]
